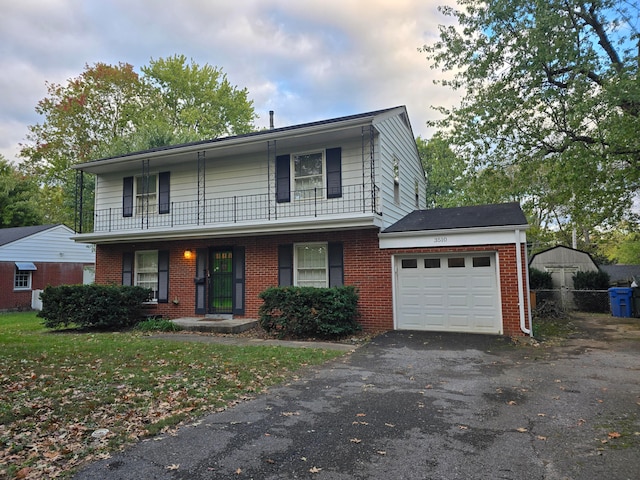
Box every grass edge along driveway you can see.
[0,312,347,479]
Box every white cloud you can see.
[0,0,461,163]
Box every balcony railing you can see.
[79,183,380,234]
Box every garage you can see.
[395,253,502,334]
[379,203,532,337]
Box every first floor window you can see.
[294,243,328,288]
[14,269,31,290]
[136,251,159,301]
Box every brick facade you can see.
[0,262,90,311]
[94,228,529,337]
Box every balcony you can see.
[78,183,380,234]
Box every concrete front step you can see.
[171,317,258,334]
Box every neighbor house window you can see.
[14,268,32,290]
[293,152,324,200]
[294,243,328,288]
[135,251,159,301]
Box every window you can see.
[136,174,157,215]
[294,243,328,287]
[293,152,323,200]
[473,256,491,267]
[123,172,170,217]
[276,149,341,203]
[401,259,418,269]
[393,156,400,205]
[136,251,159,301]
[14,268,32,290]
[415,179,420,208]
[448,257,465,268]
[424,258,441,269]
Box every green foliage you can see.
[135,317,183,332]
[258,286,361,339]
[573,270,611,291]
[38,284,152,329]
[529,268,553,290]
[416,133,466,208]
[0,157,43,227]
[572,270,611,312]
[421,0,639,245]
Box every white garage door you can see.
[395,253,502,334]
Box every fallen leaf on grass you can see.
[537,435,547,441]
[166,464,179,470]
[608,432,622,439]
[309,466,322,473]
[507,401,517,406]
[356,413,367,417]
[350,438,362,443]
[458,425,469,430]
[385,423,395,428]
[377,450,386,455]
[516,427,528,433]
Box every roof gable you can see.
[0,224,58,247]
[383,203,528,233]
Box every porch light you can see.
[183,249,194,260]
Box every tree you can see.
[0,157,43,227]
[416,133,467,208]
[141,55,256,140]
[421,0,639,244]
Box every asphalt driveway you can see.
[74,315,640,479]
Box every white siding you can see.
[374,112,426,228]
[0,225,95,263]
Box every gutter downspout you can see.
[515,228,532,336]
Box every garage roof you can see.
[384,203,528,233]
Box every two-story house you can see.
[72,106,532,336]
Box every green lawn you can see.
[0,312,345,479]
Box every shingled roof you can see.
[0,224,58,247]
[384,203,528,233]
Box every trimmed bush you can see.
[258,286,361,339]
[572,270,611,312]
[38,284,152,329]
[529,268,553,290]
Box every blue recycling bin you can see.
[609,287,633,317]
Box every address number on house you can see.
[433,236,448,244]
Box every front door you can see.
[210,249,233,314]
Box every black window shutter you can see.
[232,246,245,315]
[195,249,207,314]
[328,242,344,287]
[122,252,133,286]
[158,250,169,303]
[276,154,291,203]
[278,244,293,286]
[326,147,342,199]
[123,177,134,217]
[158,171,170,214]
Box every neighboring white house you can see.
[0,224,95,311]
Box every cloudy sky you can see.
[0,0,460,164]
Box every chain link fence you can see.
[532,289,610,315]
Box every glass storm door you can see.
[210,249,233,314]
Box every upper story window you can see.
[123,172,170,217]
[393,156,400,205]
[293,152,324,200]
[136,175,157,215]
[276,148,342,203]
